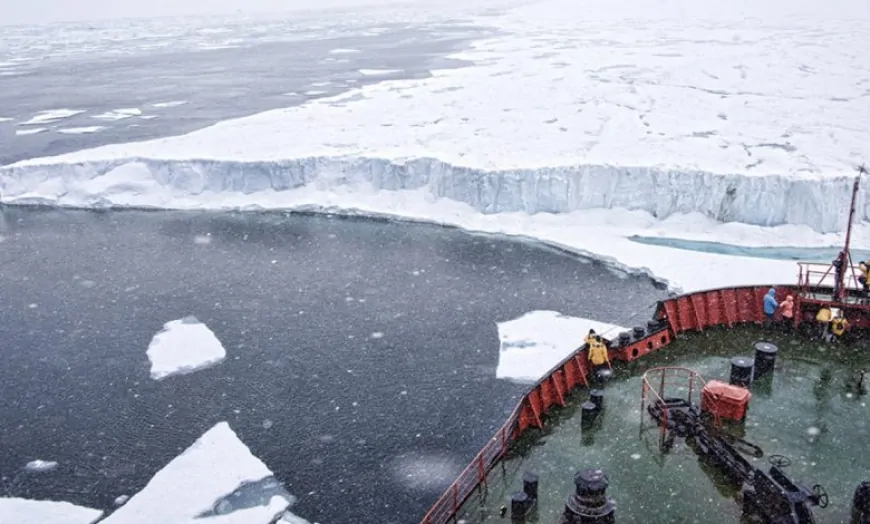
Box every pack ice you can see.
[1,0,868,293]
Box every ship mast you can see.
[834,165,867,302]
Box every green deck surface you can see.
[461,326,870,524]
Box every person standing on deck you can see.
[587,335,611,374]
[859,260,870,299]
[816,306,832,340]
[832,253,846,299]
[779,295,794,330]
[830,312,849,343]
[763,288,778,329]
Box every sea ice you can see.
[20,109,85,125]
[1,0,868,295]
[100,422,296,524]
[14,128,46,136]
[328,48,361,54]
[57,126,105,135]
[0,498,102,524]
[496,310,625,383]
[146,316,226,380]
[358,69,403,76]
[24,459,58,472]
[152,100,188,108]
[92,108,142,121]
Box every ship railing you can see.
[796,261,865,302]
[640,366,706,448]
[421,404,521,524]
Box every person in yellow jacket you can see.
[816,307,832,340]
[830,312,849,342]
[588,336,611,370]
[860,260,870,297]
[584,329,597,346]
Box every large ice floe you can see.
[0,499,102,524]
[496,310,626,383]
[146,316,227,380]
[1,0,869,293]
[100,422,304,524]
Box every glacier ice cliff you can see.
[0,157,865,233]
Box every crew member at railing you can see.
[859,260,870,297]
[833,253,846,299]
[778,295,794,330]
[585,329,597,346]
[588,336,611,373]
[763,288,778,329]
[830,312,849,343]
[816,307,832,340]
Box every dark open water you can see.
[0,207,667,523]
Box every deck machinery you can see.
[795,165,870,329]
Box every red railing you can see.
[640,367,706,447]
[423,282,870,523]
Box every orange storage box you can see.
[701,380,751,421]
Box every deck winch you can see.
[559,468,615,524]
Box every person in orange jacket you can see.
[778,295,794,330]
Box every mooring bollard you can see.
[729,356,754,388]
[589,389,604,411]
[581,401,599,425]
[753,342,778,378]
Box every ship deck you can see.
[457,326,870,524]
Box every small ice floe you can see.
[262,419,273,430]
[193,234,212,245]
[27,303,38,309]
[113,495,130,506]
[57,126,105,135]
[370,332,385,339]
[146,316,227,380]
[151,100,188,108]
[20,109,85,125]
[24,459,58,472]
[630,453,641,460]
[358,69,402,76]
[16,127,47,136]
[92,108,142,121]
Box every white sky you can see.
[2,0,422,25]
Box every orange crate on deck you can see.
[701,380,751,421]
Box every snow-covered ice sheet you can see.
[100,422,293,524]
[146,316,227,380]
[497,310,625,383]
[0,498,102,524]
[20,109,85,126]
[1,0,869,293]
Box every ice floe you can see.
[57,126,105,135]
[24,459,58,472]
[0,498,102,524]
[151,101,188,108]
[20,109,85,126]
[14,128,47,136]
[146,316,227,380]
[358,68,403,76]
[496,310,625,383]
[100,422,297,524]
[92,108,142,121]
